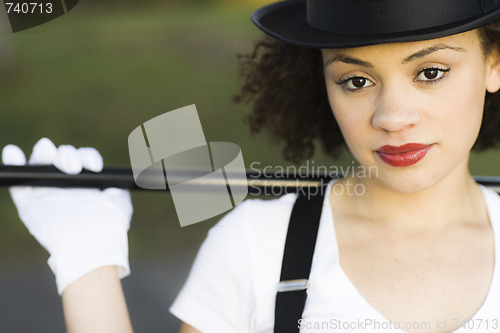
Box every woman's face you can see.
[322,30,500,193]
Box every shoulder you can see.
[204,193,298,257]
[480,186,500,241]
[216,193,298,229]
[170,194,299,332]
[213,193,299,251]
[482,186,500,221]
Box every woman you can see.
[172,0,500,332]
[4,0,500,332]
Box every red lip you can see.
[376,143,432,167]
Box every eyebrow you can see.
[323,54,374,68]
[401,44,466,64]
[323,43,466,68]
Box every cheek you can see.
[328,96,378,167]
[328,94,368,152]
[434,68,486,146]
[326,86,373,141]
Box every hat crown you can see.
[252,0,500,48]
[307,0,498,35]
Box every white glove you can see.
[2,138,133,294]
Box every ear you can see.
[486,48,500,93]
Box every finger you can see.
[78,147,103,173]
[29,137,58,165]
[2,144,27,165]
[54,145,83,175]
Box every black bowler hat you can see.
[252,0,500,48]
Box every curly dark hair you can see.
[233,23,500,164]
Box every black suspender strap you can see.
[274,186,327,333]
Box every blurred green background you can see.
[0,1,498,332]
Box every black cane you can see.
[0,165,499,194]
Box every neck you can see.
[334,162,488,232]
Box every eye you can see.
[415,66,451,83]
[336,75,375,91]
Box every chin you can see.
[372,169,445,195]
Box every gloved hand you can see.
[2,138,133,294]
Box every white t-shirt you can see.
[170,182,500,333]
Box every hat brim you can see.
[252,0,500,49]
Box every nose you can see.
[371,83,421,132]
